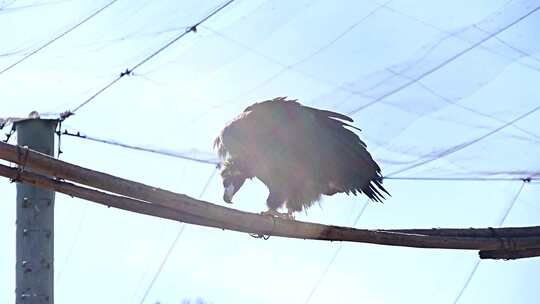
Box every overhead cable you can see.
[62,0,236,120]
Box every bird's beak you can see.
[223,184,236,204]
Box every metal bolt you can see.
[40,258,50,269]
[22,197,31,208]
[21,260,32,273]
[20,293,49,301]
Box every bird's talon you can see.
[260,210,280,217]
[261,210,294,220]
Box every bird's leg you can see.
[262,191,293,220]
[286,209,295,220]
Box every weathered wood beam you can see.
[1,141,539,259]
[383,226,540,238]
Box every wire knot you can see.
[249,233,270,240]
[59,111,73,121]
[248,216,276,240]
[120,68,132,77]
[3,124,16,143]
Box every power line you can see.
[180,1,391,125]
[303,199,369,304]
[196,18,530,132]
[137,225,186,304]
[64,0,237,119]
[198,25,370,102]
[497,182,527,226]
[346,4,540,116]
[59,128,539,184]
[351,1,539,112]
[304,179,531,304]
[0,0,69,13]
[174,1,540,131]
[60,128,220,165]
[0,0,119,75]
[55,203,89,283]
[386,104,540,177]
[384,176,535,182]
[452,181,526,304]
[370,61,540,144]
[453,260,481,304]
[380,2,540,74]
[414,80,540,144]
[138,168,217,304]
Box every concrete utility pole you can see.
[14,116,57,304]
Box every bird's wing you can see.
[296,102,389,201]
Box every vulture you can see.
[214,97,388,218]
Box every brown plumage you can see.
[214,97,388,217]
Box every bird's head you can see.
[220,160,249,204]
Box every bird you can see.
[214,97,388,219]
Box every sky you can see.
[1,0,540,303]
